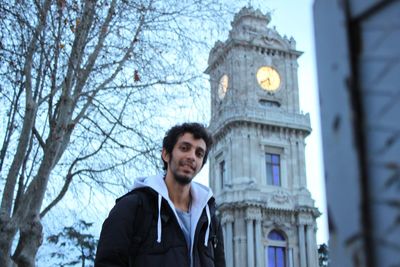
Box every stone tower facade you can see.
[205,7,320,267]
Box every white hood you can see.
[133,173,214,256]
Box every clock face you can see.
[256,66,281,91]
[218,74,229,100]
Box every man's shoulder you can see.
[117,187,156,204]
[111,188,155,213]
[109,187,157,219]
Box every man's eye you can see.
[180,145,189,151]
[196,151,205,158]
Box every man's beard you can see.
[173,173,192,185]
[168,156,197,185]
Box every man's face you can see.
[162,133,207,185]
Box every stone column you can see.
[288,248,294,267]
[234,210,243,267]
[298,137,307,187]
[222,213,234,267]
[255,219,263,267]
[312,225,319,267]
[290,137,299,188]
[226,222,233,266]
[298,224,307,267]
[246,218,254,267]
[306,224,317,267]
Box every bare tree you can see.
[0,0,233,266]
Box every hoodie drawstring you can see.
[204,204,211,246]
[157,194,162,243]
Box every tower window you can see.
[219,160,226,189]
[268,247,285,267]
[266,230,287,267]
[268,230,285,241]
[266,153,281,186]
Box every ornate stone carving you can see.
[297,213,314,225]
[273,213,286,225]
[245,207,261,221]
[222,212,234,224]
[271,190,291,204]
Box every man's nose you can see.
[186,149,196,160]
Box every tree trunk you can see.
[1,131,65,266]
[0,217,18,267]
[11,214,42,267]
[11,139,63,266]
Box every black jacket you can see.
[95,187,226,267]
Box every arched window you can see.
[266,230,287,267]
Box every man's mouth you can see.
[180,162,196,172]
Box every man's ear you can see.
[161,148,170,163]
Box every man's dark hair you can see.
[162,122,213,170]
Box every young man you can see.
[95,123,226,267]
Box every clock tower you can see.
[205,7,320,267]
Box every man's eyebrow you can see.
[196,146,206,153]
[179,141,192,146]
[179,141,206,151]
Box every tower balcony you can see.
[210,105,311,136]
[215,183,318,213]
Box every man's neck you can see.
[164,175,192,212]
